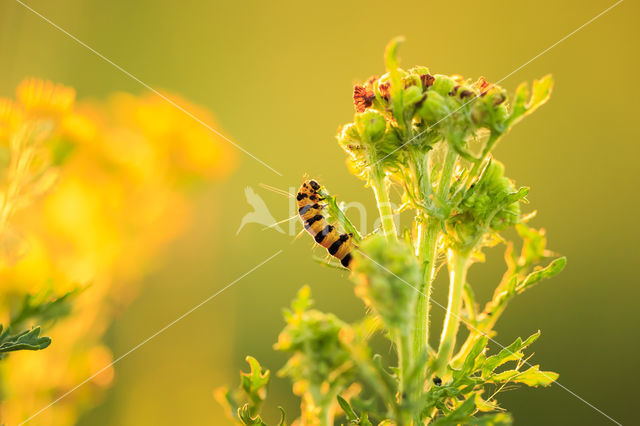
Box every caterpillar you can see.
[297,179,354,269]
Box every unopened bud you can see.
[355,110,386,143]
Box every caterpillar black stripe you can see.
[297,179,354,269]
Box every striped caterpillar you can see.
[296,179,355,269]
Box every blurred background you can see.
[0,0,637,424]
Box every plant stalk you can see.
[434,248,471,377]
[371,164,397,239]
[412,146,458,363]
[396,330,413,426]
[412,219,439,359]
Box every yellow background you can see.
[1,0,638,424]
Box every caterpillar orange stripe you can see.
[297,179,354,269]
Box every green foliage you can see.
[447,160,528,251]
[0,326,50,354]
[274,286,354,390]
[216,356,284,425]
[9,287,79,329]
[351,236,420,332]
[0,287,78,360]
[220,38,562,425]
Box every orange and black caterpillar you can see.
[297,179,354,269]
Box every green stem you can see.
[371,164,397,239]
[465,132,501,186]
[413,145,457,358]
[412,146,459,388]
[396,330,413,426]
[434,248,471,376]
[412,219,439,360]
[308,385,335,426]
[438,145,458,201]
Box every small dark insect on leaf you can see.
[433,376,442,386]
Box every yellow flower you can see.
[16,78,75,119]
[0,79,237,425]
[0,98,23,143]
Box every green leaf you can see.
[469,412,513,425]
[503,187,529,205]
[337,395,358,421]
[317,188,362,242]
[277,407,287,426]
[238,403,267,426]
[490,365,558,387]
[10,287,80,329]
[457,336,488,379]
[515,257,566,293]
[0,327,51,353]
[515,224,547,265]
[240,356,270,407]
[482,332,540,375]
[431,397,476,425]
[528,75,554,115]
[507,75,553,127]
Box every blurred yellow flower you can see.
[0,79,236,425]
[17,78,76,119]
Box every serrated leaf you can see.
[238,403,267,426]
[507,75,553,127]
[515,224,547,265]
[515,257,566,293]
[528,75,553,115]
[490,365,558,387]
[0,327,51,353]
[482,332,540,375]
[240,356,270,406]
[10,287,80,329]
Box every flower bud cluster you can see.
[338,47,510,178]
[447,160,526,250]
[274,286,353,392]
[351,235,421,332]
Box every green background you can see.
[1,0,637,424]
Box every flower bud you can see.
[355,110,386,143]
[352,235,420,332]
[431,75,456,96]
[447,160,526,250]
[402,73,422,88]
[417,91,449,123]
[402,85,424,110]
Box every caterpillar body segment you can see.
[297,180,354,269]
